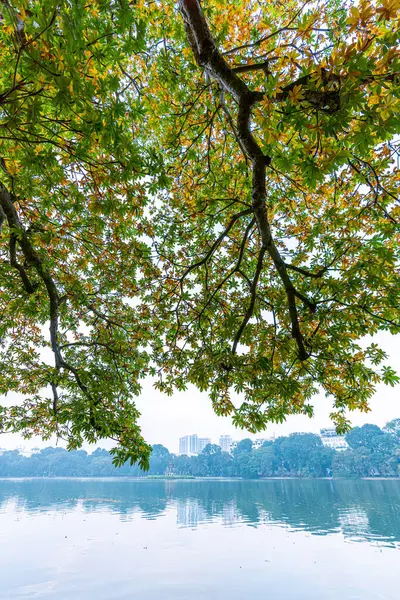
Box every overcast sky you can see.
[1,332,399,454]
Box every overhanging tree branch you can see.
[179,0,314,360]
[0,182,94,401]
[9,232,37,294]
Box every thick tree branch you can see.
[9,233,37,294]
[0,182,92,399]
[51,383,59,415]
[179,0,312,360]
[0,203,5,233]
[232,60,271,74]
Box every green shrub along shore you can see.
[2,421,400,479]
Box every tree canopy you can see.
[0,0,399,466]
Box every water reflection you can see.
[1,478,399,547]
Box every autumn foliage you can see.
[0,0,399,465]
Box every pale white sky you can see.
[1,332,399,454]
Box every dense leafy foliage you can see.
[1,421,399,477]
[0,0,157,467]
[0,0,399,464]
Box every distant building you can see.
[320,428,349,451]
[190,434,198,455]
[179,436,190,455]
[219,435,233,453]
[179,434,202,455]
[198,437,211,453]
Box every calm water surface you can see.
[0,478,399,599]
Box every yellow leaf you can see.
[288,84,304,104]
[347,7,360,28]
[376,0,400,20]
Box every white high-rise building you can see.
[179,436,190,455]
[179,434,200,455]
[219,435,233,453]
[189,434,198,454]
[198,437,211,453]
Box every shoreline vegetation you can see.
[1,421,400,479]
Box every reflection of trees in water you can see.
[1,479,399,545]
[0,480,169,518]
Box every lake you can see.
[0,479,399,600]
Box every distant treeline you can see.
[1,420,400,478]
